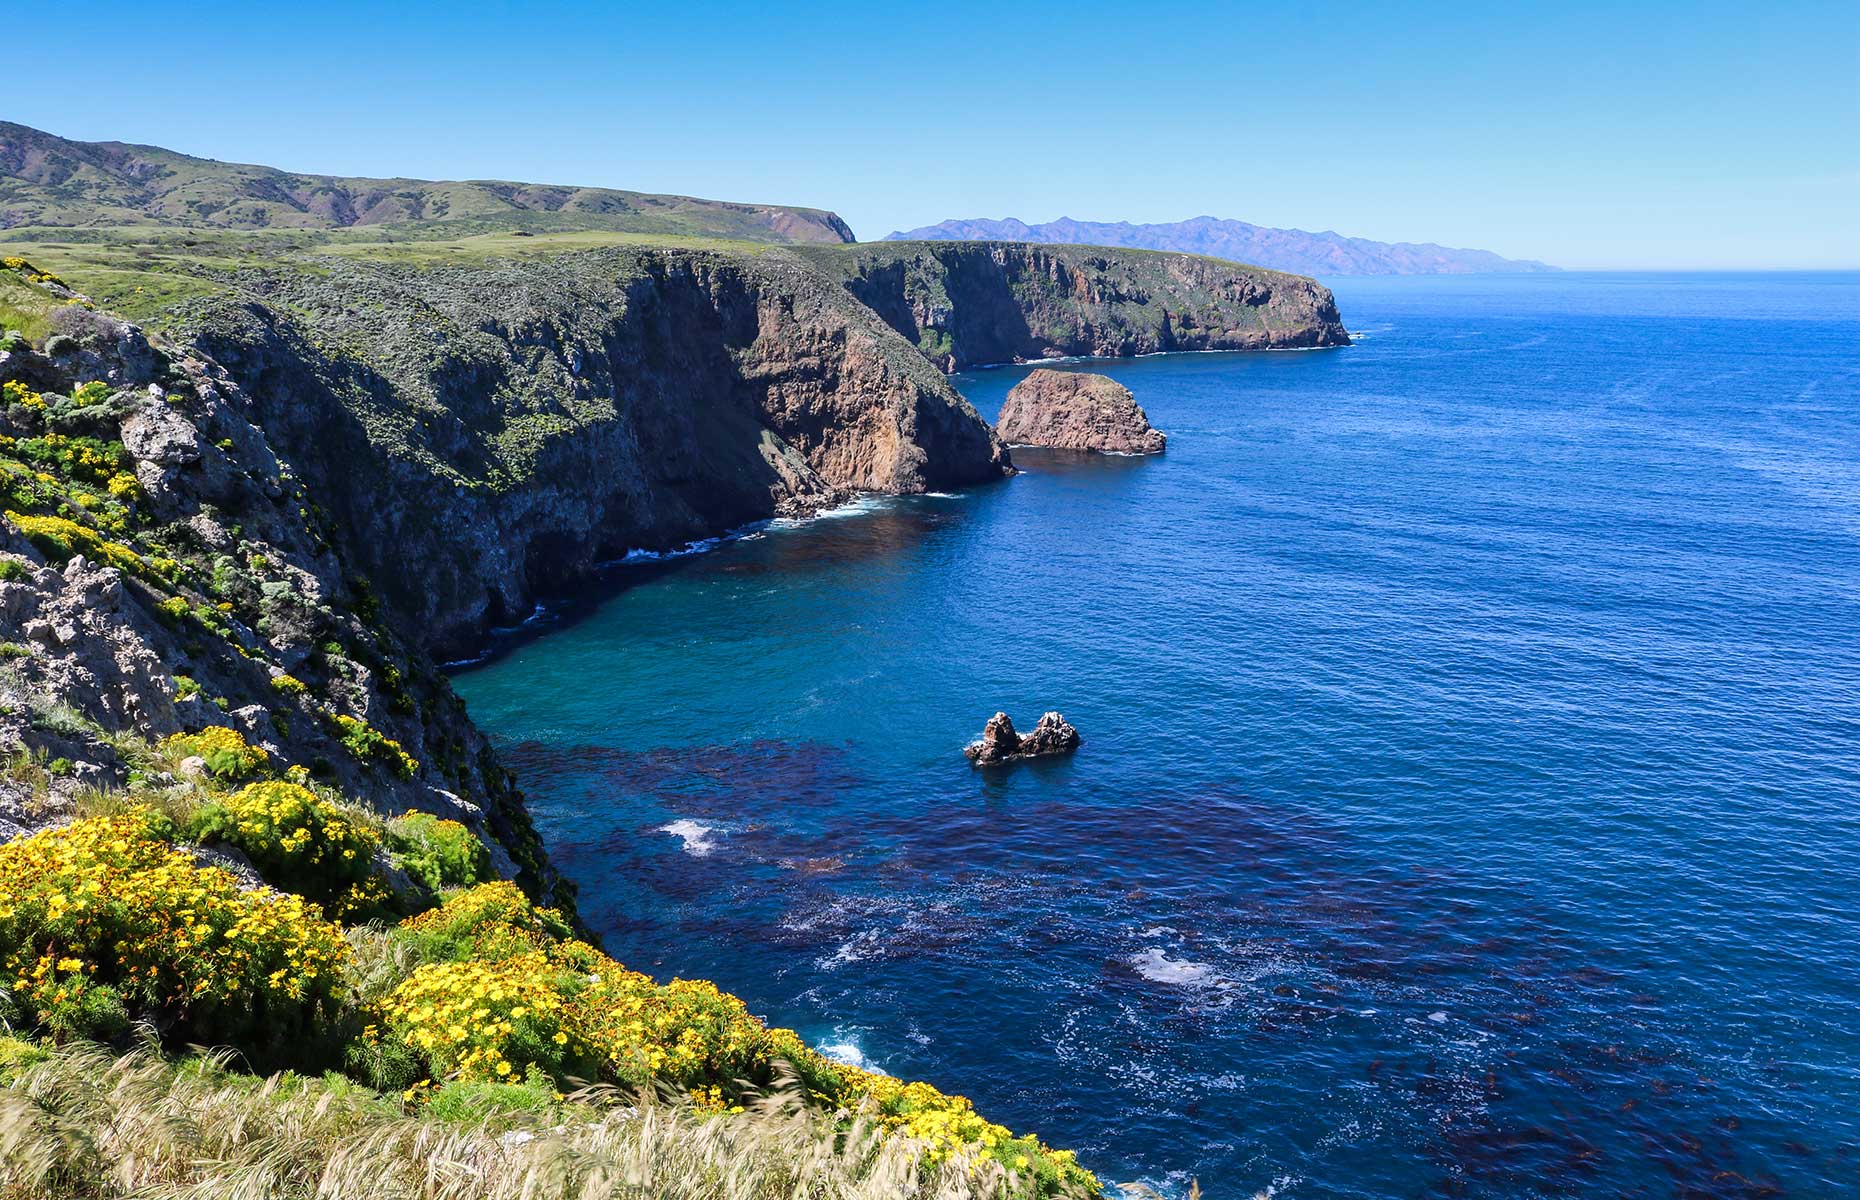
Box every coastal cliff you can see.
[176,244,1011,657]
[0,221,1344,1196]
[0,227,1348,880]
[0,284,561,902]
[799,240,1349,371]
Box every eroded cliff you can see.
[799,240,1349,371]
[174,244,1011,656]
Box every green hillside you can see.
[0,122,856,243]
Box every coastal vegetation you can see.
[0,756,1096,1195]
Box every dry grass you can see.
[0,1038,1060,1200]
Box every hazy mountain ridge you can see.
[0,121,855,243]
[884,215,1555,276]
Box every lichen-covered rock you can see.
[997,370,1166,454]
[964,711,1082,764]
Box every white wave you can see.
[921,491,959,499]
[658,819,721,856]
[816,929,884,970]
[601,518,770,567]
[812,496,888,519]
[1130,947,1220,987]
[617,536,721,564]
[815,1032,887,1073]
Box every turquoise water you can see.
[453,273,1860,1197]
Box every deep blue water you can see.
[453,272,1860,1198]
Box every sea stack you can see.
[964,711,1082,765]
[996,369,1167,454]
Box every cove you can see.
[453,272,1860,1198]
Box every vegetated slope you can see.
[885,215,1556,276]
[0,260,1095,1197]
[0,269,561,900]
[800,240,1349,371]
[0,121,856,243]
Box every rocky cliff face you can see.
[997,369,1166,454]
[178,245,1010,657]
[0,294,559,897]
[800,241,1349,371]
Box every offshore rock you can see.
[964,711,1082,765]
[997,370,1166,454]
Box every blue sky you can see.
[9,0,1856,268]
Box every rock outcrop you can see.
[181,245,1013,657]
[0,303,553,897]
[799,241,1349,371]
[997,370,1165,454]
[964,711,1082,765]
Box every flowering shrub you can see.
[334,714,419,778]
[4,510,149,578]
[378,951,591,1085]
[270,673,309,696]
[0,810,349,1050]
[381,883,1092,1189]
[14,432,126,487]
[186,782,386,919]
[397,881,572,962]
[570,956,819,1092]
[159,726,267,780]
[388,813,490,893]
[826,1065,1090,1188]
[1,380,40,408]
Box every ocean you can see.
[452,271,1860,1197]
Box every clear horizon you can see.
[7,0,1856,270]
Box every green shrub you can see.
[388,812,490,893]
[171,674,201,700]
[394,880,572,965]
[185,781,387,919]
[158,726,267,780]
[333,715,418,778]
[0,642,27,659]
[4,510,149,579]
[0,558,29,582]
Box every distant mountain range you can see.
[0,121,854,243]
[884,215,1555,276]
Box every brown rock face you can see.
[964,711,1082,764]
[996,370,1166,454]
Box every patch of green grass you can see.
[0,275,55,341]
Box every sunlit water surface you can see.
[454,273,1860,1198]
